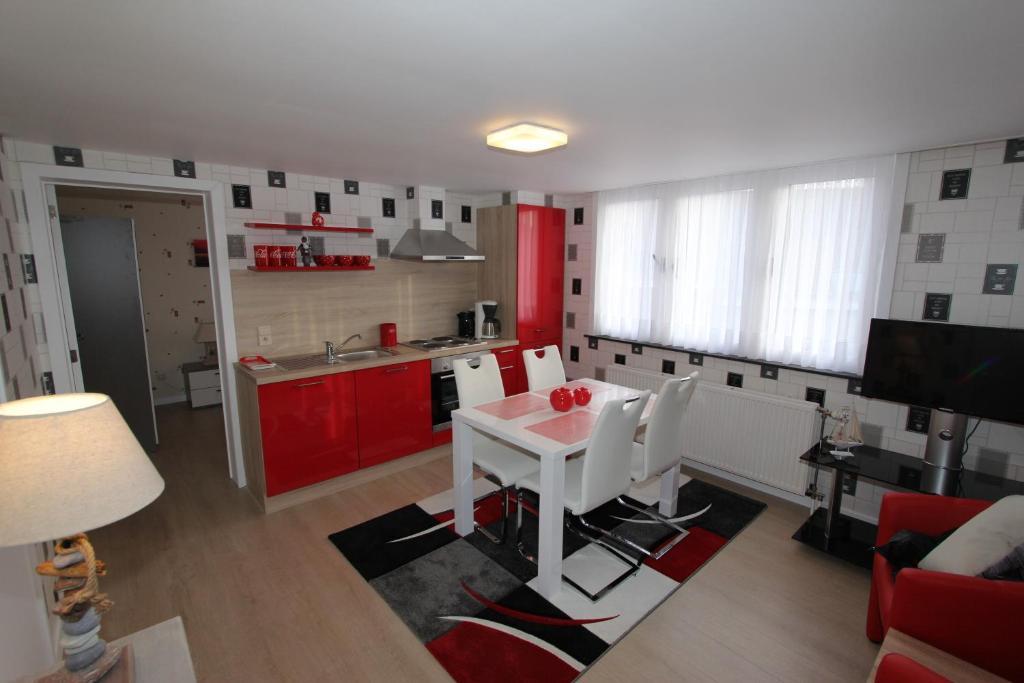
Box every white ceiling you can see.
[1,1,1022,194]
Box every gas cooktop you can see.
[404,336,489,351]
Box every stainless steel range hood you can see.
[390,227,485,261]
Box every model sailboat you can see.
[826,406,863,458]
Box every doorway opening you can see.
[53,186,224,458]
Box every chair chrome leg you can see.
[515,488,536,563]
[474,482,510,545]
[577,515,653,559]
[614,495,695,560]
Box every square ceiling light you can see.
[486,123,568,153]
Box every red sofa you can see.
[867,492,1024,682]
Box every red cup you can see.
[268,245,282,267]
[573,387,592,406]
[549,387,574,412]
[280,245,297,267]
[336,255,354,267]
[353,255,371,267]
[254,244,269,268]
[380,323,397,347]
[315,255,335,267]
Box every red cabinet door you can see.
[354,360,432,467]
[258,372,358,496]
[516,205,565,345]
[492,346,521,396]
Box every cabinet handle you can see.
[293,380,325,388]
[535,328,545,333]
[496,348,513,354]
[385,366,409,374]
[499,366,514,371]
[438,373,455,380]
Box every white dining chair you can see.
[453,355,540,544]
[515,391,651,601]
[613,372,703,560]
[522,345,566,391]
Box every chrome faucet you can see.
[325,334,362,363]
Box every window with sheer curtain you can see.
[593,156,897,373]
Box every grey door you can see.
[59,217,157,452]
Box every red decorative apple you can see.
[311,211,325,227]
[572,386,592,406]
[549,387,574,412]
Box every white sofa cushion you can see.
[919,495,1024,576]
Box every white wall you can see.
[560,137,1024,522]
[0,544,55,679]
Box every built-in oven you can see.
[431,350,488,431]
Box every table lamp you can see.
[193,322,218,366]
[0,393,164,682]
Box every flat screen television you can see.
[861,318,1024,425]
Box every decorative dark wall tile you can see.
[841,473,858,496]
[461,205,471,223]
[571,278,582,295]
[983,264,1016,294]
[382,197,396,218]
[309,236,324,255]
[915,234,945,263]
[726,372,743,388]
[2,254,12,290]
[588,337,599,350]
[569,345,579,362]
[406,186,415,199]
[922,293,951,321]
[759,364,779,380]
[631,343,643,355]
[314,191,331,213]
[1005,138,1024,164]
[174,159,196,178]
[614,354,626,365]
[567,244,578,261]
[41,371,55,395]
[544,194,554,208]
[53,146,83,167]
[227,234,246,258]
[267,170,286,187]
[231,184,252,208]
[20,254,37,284]
[940,169,970,200]
[376,239,390,257]
[18,288,26,319]
[1,293,9,332]
[565,312,575,329]
[847,378,863,395]
[805,387,825,406]
[431,199,444,220]
[688,352,703,366]
[573,207,584,225]
[501,191,511,205]
[906,406,931,434]
[344,180,359,195]
[662,359,676,375]
[284,211,301,224]
[357,216,372,228]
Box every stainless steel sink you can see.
[273,347,395,370]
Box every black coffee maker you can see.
[457,310,475,338]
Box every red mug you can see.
[280,245,297,267]
[380,323,397,347]
[335,255,354,267]
[267,245,282,267]
[254,244,269,267]
[549,387,574,412]
[353,255,371,267]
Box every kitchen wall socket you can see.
[257,325,272,347]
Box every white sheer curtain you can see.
[593,155,897,373]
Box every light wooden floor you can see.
[91,404,879,682]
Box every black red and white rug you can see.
[329,474,765,682]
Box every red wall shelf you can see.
[247,265,375,273]
[244,222,373,234]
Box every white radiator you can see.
[604,365,818,496]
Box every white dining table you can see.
[451,378,676,600]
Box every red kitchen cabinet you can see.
[516,205,566,346]
[354,360,432,467]
[258,372,358,496]
[491,346,522,396]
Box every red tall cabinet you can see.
[477,204,565,394]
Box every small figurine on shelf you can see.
[298,236,312,267]
[311,211,325,228]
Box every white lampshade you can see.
[0,393,164,547]
[193,322,217,344]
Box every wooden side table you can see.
[19,617,196,682]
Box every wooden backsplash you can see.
[230,260,481,357]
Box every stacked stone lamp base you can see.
[34,533,134,683]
